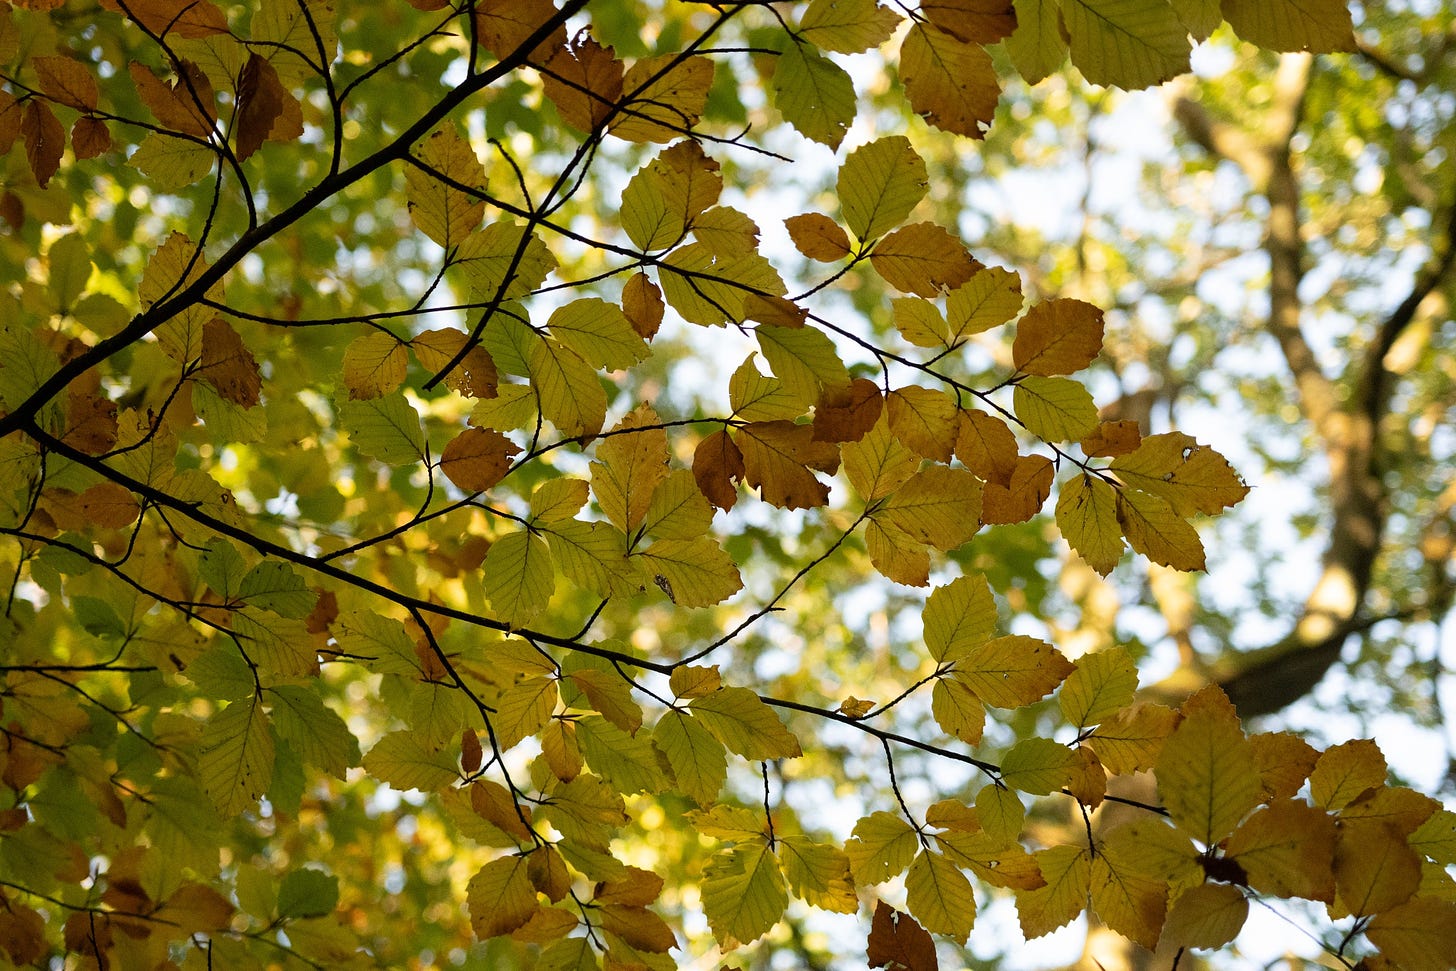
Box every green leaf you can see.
[931,676,985,744]
[975,784,1025,846]
[1007,0,1069,83]
[1059,647,1139,728]
[129,132,217,186]
[1221,0,1354,53]
[1061,0,1192,89]
[455,221,557,301]
[198,537,248,601]
[547,298,649,371]
[590,403,670,534]
[46,233,92,309]
[847,811,919,884]
[777,836,858,913]
[755,323,851,405]
[838,136,928,243]
[729,356,805,421]
[653,710,728,805]
[874,465,983,550]
[635,536,743,607]
[702,843,787,948]
[335,610,422,676]
[953,635,1073,708]
[1116,488,1206,571]
[922,573,997,663]
[269,685,359,778]
[1012,376,1099,442]
[339,392,426,466]
[233,610,315,677]
[772,42,856,148]
[842,414,918,503]
[575,715,664,794]
[468,856,539,939]
[688,686,801,760]
[277,868,340,919]
[361,730,459,792]
[905,849,976,942]
[492,676,559,752]
[544,518,639,597]
[199,696,275,818]
[1000,738,1075,795]
[239,561,316,618]
[641,468,713,540]
[528,336,608,438]
[483,529,556,627]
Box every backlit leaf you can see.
[875,465,983,550]
[362,730,458,792]
[778,836,857,913]
[980,453,1054,525]
[756,323,851,405]
[922,573,997,663]
[1056,473,1125,575]
[1060,647,1139,728]
[1310,738,1386,810]
[848,812,919,884]
[1090,841,1166,950]
[843,414,918,503]
[1012,298,1104,376]
[899,22,1000,139]
[1159,883,1247,951]
[947,266,1023,340]
[342,331,408,400]
[468,856,539,940]
[1156,691,1261,844]
[1225,800,1337,902]
[887,385,958,463]
[591,403,670,533]
[737,420,839,510]
[611,54,713,143]
[636,536,742,607]
[1006,0,1068,83]
[932,676,985,743]
[441,427,520,493]
[199,696,274,817]
[1088,702,1179,774]
[1116,488,1206,571]
[1110,433,1249,516]
[528,337,607,438]
[772,41,856,148]
[1000,737,1075,794]
[1062,0,1192,89]
[339,392,426,466]
[786,212,852,261]
[653,710,727,805]
[838,136,928,243]
[870,222,980,296]
[1015,844,1089,939]
[955,408,1020,486]
[800,0,901,53]
[1221,0,1355,53]
[1013,376,1099,442]
[689,686,801,760]
[406,125,488,249]
[702,843,787,948]
[1365,898,1456,971]
[905,849,976,941]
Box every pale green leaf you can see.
[641,468,713,540]
[653,710,727,805]
[946,266,1023,339]
[576,715,664,794]
[544,518,640,597]
[1055,473,1125,576]
[1060,647,1139,728]
[906,849,976,942]
[362,730,459,792]
[1007,0,1069,84]
[772,42,856,149]
[755,323,851,405]
[975,784,1025,846]
[129,133,217,186]
[777,836,858,913]
[874,465,983,550]
[200,696,274,818]
[1000,738,1075,795]
[547,298,649,371]
[1116,488,1205,571]
[455,221,557,301]
[335,610,422,676]
[267,686,358,778]
[238,561,315,618]
[339,392,425,466]
[729,357,805,421]
[528,337,607,438]
[1012,375,1099,442]
[483,529,555,627]
[493,676,559,752]
[1062,0,1192,89]
[922,573,997,663]
[838,136,928,243]
[1221,0,1354,53]
[847,811,919,884]
[799,0,901,53]
[702,843,787,948]
[688,686,801,760]
[842,414,918,503]
[635,536,743,607]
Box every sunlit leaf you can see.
[838,136,928,243]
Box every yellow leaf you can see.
[1081,419,1142,457]
[200,696,274,818]
[653,710,726,805]
[729,357,804,422]
[1249,731,1321,801]
[838,136,928,243]
[932,676,986,744]
[736,420,839,510]
[468,856,539,939]
[772,40,856,148]
[565,666,642,736]
[405,125,487,249]
[575,715,664,794]
[899,22,1000,138]
[870,222,979,296]
[701,843,787,948]
[688,804,767,841]
[1334,820,1422,917]
[785,212,852,262]
[543,518,638,598]
[688,686,801,760]
[980,453,1054,525]
[937,830,1045,890]
[953,635,1073,708]
[412,327,498,398]
[660,242,787,325]
[955,408,1020,486]
[1090,842,1166,950]
[641,468,713,540]
[847,811,919,884]
[1110,432,1249,516]
[1013,375,1099,442]
[611,54,714,143]
[892,296,951,347]
[456,221,557,302]
[887,385,958,463]
[1221,0,1355,53]
[530,477,590,523]
[975,783,1024,846]
[1056,473,1126,576]
[1156,697,1261,844]
[947,265,1023,339]
[1087,701,1179,774]
[1015,844,1089,939]
[1066,745,1107,808]
[483,529,555,627]
[1060,647,1138,728]
[1117,488,1206,571]
[1310,738,1387,810]
[1100,819,1202,897]
[360,729,457,792]
[843,413,918,503]
[875,465,984,550]
[1159,883,1247,951]
[548,298,649,371]
[1410,809,1456,865]
[865,517,931,586]
[756,323,851,405]
[440,427,520,493]
[1366,898,1456,971]
[1225,800,1337,902]
[1061,0,1191,89]
[778,836,858,913]
[906,849,977,942]
[140,233,221,363]
[590,403,670,534]
[528,337,607,439]
[1005,0,1068,83]
[799,0,902,53]
[1012,298,1104,376]
[635,535,743,607]
[922,573,997,663]
[1000,737,1075,795]
[128,132,218,186]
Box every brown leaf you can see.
[922,0,1017,43]
[1012,298,1105,376]
[64,390,119,454]
[900,23,1000,139]
[0,904,47,965]
[887,385,957,463]
[70,116,112,159]
[474,0,569,62]
[46,482,140,531]
[736,420,840,509]
[412,329,499,398]
[785,212,852,262]
[867,901,938,971]
[955,408,1018,486]
[0,91,22,155]
[199,318,262,407]
[813,377,883,443]
[1080,419,1141,457]
[542,36,623,131]
[440,427,521,492]
[693,428,744,511]
[235,54,285,161]
[33,55,100,110]
[129,61,215,136]
[21,100,65,187]
[622,272,664,339]
[980,454,1053,525]
[870,222,980,296]
[100,0,229,37]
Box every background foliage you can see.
[1,0,1454,969]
